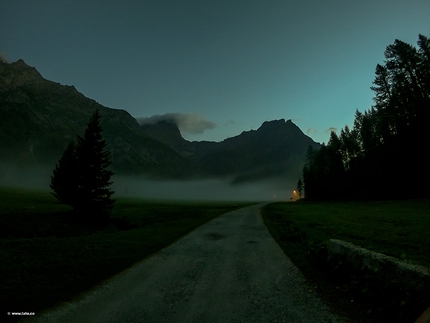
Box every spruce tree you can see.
[51,110,115,220]
[50,142,78,205]
[296,179,303,199]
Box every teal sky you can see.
[2,0,429,143]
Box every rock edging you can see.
[327,239,430,293]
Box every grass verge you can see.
[0,186,255,321]
[261,199,430,323]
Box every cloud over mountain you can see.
[325,127,337,134]
[0,52,8,63]
[137,112,216,135]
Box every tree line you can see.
[303,34,430,200]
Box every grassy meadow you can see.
[262,199,430,323]
[0,186,254,319]
[262,200,430,267]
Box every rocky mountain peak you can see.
[0,59,45,88]
[257,119,299,131]
[255,119,304,140]
[140,120,199,156]
[259,119,286,128]
[141,121,183,144]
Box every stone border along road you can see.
[25,203,343,323]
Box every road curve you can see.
[27,203,342,323]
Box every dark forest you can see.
[303,34,430,200]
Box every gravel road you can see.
[28,203,343,323]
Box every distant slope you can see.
[0,59,188,177]
[141,119,320,184]
[201,119,320,183]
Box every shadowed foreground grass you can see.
[262,200,430,323]
[0,186,255,321]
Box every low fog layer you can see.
[113,176,294,202]
[0,162,53,190]
[0,162,295,202]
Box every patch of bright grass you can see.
[0,186,255,320]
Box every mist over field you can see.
[0,162,295,202]
[113,176,294,202]
[0,162,53,190]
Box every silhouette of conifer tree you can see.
[51,110,115,221]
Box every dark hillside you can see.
[0,60,188,177]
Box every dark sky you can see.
[2,0,429,143]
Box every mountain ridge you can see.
[141,117,320,183]
[1,59,320,186]
[0,59,188,177]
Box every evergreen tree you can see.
[51,110,115,220]
[360,109,380,154]
[417,34,430,98]
[296,178,303,199]
[50,142,78,205]
[303,145,317,200]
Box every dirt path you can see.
[28,203,342,323]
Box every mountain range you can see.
[0,59,320,186]
[140,119,319,184]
